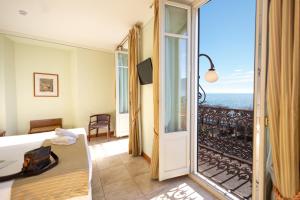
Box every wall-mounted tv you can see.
[137,58,153,85]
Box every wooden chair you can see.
[88,114,110,141]
[0,130,6,137]
[29,118,62,134]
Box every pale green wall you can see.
[0,35,115,134]
[14,42,74,133]
[72,48,115,131]
[0,35,18,135]
[0,36,5,131]
[140,18,154,158]
[3,37,17,135]
[70,49,79,128]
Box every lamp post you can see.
[198,53,218,104]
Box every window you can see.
[117,52,128,114]
[164,4,189,133]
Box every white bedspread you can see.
[0,128,92,200]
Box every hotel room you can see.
[0,0,299,200]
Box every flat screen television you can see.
[137,58,153,85]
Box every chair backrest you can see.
[96,114,110,122]
[90,114,110,123]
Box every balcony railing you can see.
[197,105,253,199]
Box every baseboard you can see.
[142,151,151,164]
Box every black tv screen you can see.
[137,58,153,85]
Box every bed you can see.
[0,128,92,200]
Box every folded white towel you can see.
[55,128,78,138]
[51,136,77,145]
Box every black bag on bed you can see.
[0,146,59,182]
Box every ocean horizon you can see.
[200,93,253,110]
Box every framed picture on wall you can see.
[34,72,59,97]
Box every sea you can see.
[201,93,253,110]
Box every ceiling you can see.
[0,0,154,52]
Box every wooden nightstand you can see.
[0,130,6,137]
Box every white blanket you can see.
[0,128,92,200]
[55,128,79,139]
[51,135,77,145]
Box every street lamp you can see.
[198,53,218,104]
[199,54,218,83]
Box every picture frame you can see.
[33,72,59,97]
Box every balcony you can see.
[197,105,253,199]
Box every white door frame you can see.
[159,0,192,181]
[190,0,269,199]
[252,0,269,199]
[115,51,129,137]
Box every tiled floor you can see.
[89,136,216,200]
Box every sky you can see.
[198,0,256,94]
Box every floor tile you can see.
[92,176,104,197]
[89,137,216,200]
[92,193,106,200]
[96,154,123,170]
[133,172,168,195]
[99,165,131,186]
[124,157,150,177]
[103,179,144,200]
[119,152,135,164]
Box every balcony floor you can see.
[197,132,253,200]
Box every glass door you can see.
[115,51,129,137]
[159,1,191,181]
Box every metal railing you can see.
[197,105,253,199]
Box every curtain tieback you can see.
[153,129,159,136]
[131,107,141,123]
[273,186,300,200]
[135,107,140,117]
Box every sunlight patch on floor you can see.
[150,183,205,200]
[101,138,128,157]
[89,138,129,160]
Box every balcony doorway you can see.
[195,0,256,199]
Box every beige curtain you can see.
[267,0,300,199]
[150,0,160,180]
[128,25,141,156]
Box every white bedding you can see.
[0,128,92,200]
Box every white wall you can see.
[140,18,154,158]
[0,34,115,134]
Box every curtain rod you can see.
[116,23,140,50]
[119,35,128,47]
[116,34,128,51]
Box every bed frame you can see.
[29,118,62,134]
